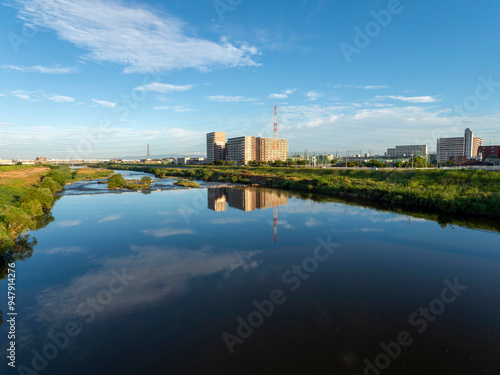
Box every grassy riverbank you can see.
[0,165,112,253]
[97,164,500,218]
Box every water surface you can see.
[1,174,499,374]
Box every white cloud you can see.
[31,245,260,324]
[210,218,257,224]
[305,217,321,227]
[305,91,325,101]
[141,227,196,238]
[276,220,295,230]
[206,95,256,102]
[49,95,75,103]
[10,90,74,103]
[15,0,259,73]
[268,88,296,99]
[154,105,197,112]
[0,122,13,126]
[135,83,195,93]
[0,93,6,97]
[56,220,81,228]
[268,93,288,99]
[332,84,389,90]
[2,64,77,74]
[92,98,116,108]
[10,90,38,101]
[98,214,121,223]
[364,85,389,89]
[42,246,85,255]
[377,95,438,103]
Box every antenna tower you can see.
[273,106,279,154]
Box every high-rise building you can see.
[206,132,226,163]
[255,137,289,163]
[226,136,256,164]
[437,137,466,163]
[437,128,482,163]
[465,128,483,158]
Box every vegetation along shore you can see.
[0,165,112,257]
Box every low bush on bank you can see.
[39,176,62,194]
[174,179,201,188]
[108,174,127,189]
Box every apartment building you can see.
[255,137,289,163]
[226,136,256,164]
[206,132,226,163]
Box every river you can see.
[0,170,499,374]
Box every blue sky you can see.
[1,0,500,159]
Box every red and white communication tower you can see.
[273,105,279,151]
[274,105,278,138]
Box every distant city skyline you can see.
[1,0,500,158]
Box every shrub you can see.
[108,174,127,189]
[47,170,66,186]
[19,188,54,215]
[39,177,62,193]
[141,176,152,186]
[2,207,34,236]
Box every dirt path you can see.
[0,167,49,186]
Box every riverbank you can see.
[96,164,500,218]
[0,165,113,253]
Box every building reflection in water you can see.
[207,187,289,242]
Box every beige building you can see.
[34,156,47,164]
[255,137,289,163]
[206,132,226,163]
[226,136,256,164]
